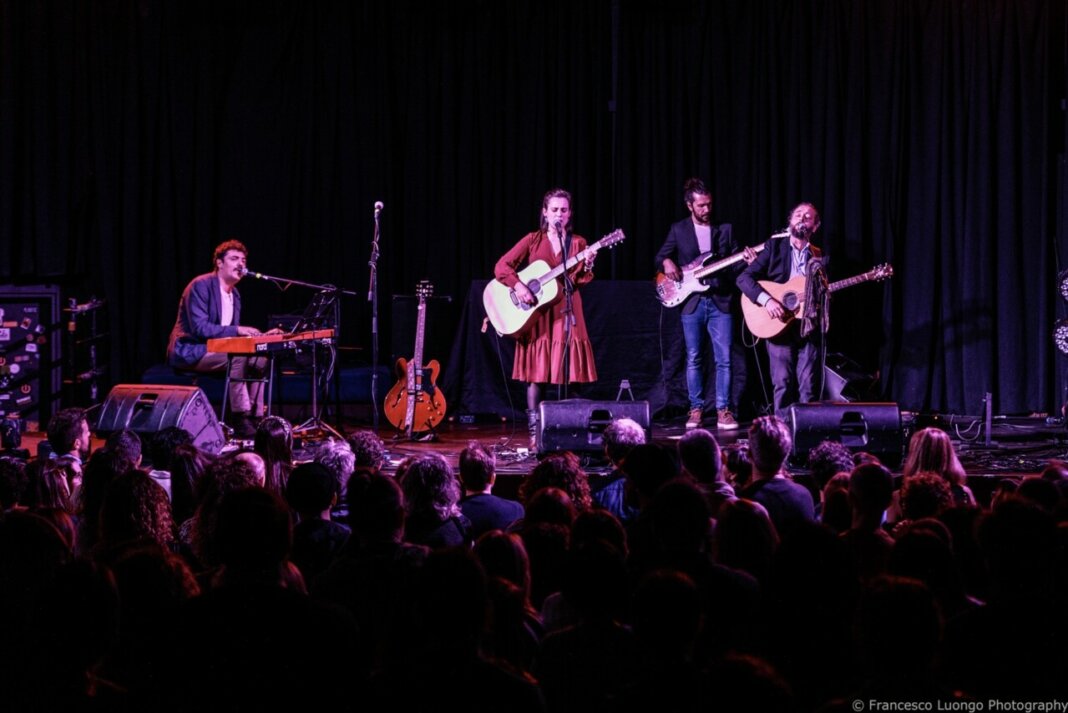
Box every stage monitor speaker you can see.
[538,399,651,455]
[785,402,902,466]
[96,384,226,455]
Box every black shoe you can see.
[231,414,257,439]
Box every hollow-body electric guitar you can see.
[384,281,447,436]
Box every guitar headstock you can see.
[416,280,434,299]
[868,263,894,281]
[596,229,626,250]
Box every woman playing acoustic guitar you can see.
[493,188,598,448]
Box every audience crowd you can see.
[1,407,1065,711]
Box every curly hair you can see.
[899,471,953,521]
[398,453,462,523]
[347,429,386,470]
[213,239,247,265]
[603,418,646,464]
[99,471,175,549]
[519,451,591,510]
[807,439,855,489]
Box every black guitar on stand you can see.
[384,281,447,439]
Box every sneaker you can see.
[717,408,739,430]
[685,408,703,429]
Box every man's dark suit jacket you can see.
[654,218,740,314]
[736,236,824,306]
[166,271,243,367]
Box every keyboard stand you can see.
[220,353,274,423]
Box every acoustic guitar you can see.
[740,263,894,339]
[384,281,447,436]
[483,229,625,336]
[654,242,767,308]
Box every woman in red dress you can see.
[494,188,598,444]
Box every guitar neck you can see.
[693,241,766,279]
[828,272,876,293]
[412,298,427,369]
[540,242,599,284]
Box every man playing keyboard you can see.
[167,239,280,437]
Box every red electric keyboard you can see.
[206,328,335,355]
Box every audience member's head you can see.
[721,443,753,489]
[571,507,628,557]
[819,472,852,533]
[520,451,591,510]
[602,417,646,466]
[855,575,942,676]
[849,462,895,528]
[620,443,681,508]
[631,568,701,661]
[347,430,386,473]
[807,439,854,490]
[748,415,792,477]
[678,428,721,484]
[314,438,355,498]
[346,472,406,542]
[103,430,143,467]
[98,471,175,552]
[399,452,462,524]
[285,462,339,518]
[214,487,293,581]
[0,456,27,509]
[459,441,496,493]
[1015,476,1061,513]
[714,498,779,582]
[649,478,712,553]
[232,451,266,488]
[474,530,532,597]
[145,427,194,472]
[899,471,953,521]
[902,427,967,486]
[47,407,90,458]
[169,444,213,525]
[523,486,576,527]
[253,416,294,495]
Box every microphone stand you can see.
[368,209,382,431]
[243,269,357,439]
[559,225,575,401]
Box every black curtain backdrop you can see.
[1,0,1064,416]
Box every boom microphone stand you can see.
[369,201,383,431]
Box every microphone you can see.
[240,267,271,280]
[770,230,790,239]
[374,201,384,219]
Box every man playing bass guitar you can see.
[655,178,755,430]
[736,202,825,415]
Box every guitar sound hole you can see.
[781,292,799,311]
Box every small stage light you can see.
[1054,319,1068,355]
[1059,270,1068,302]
